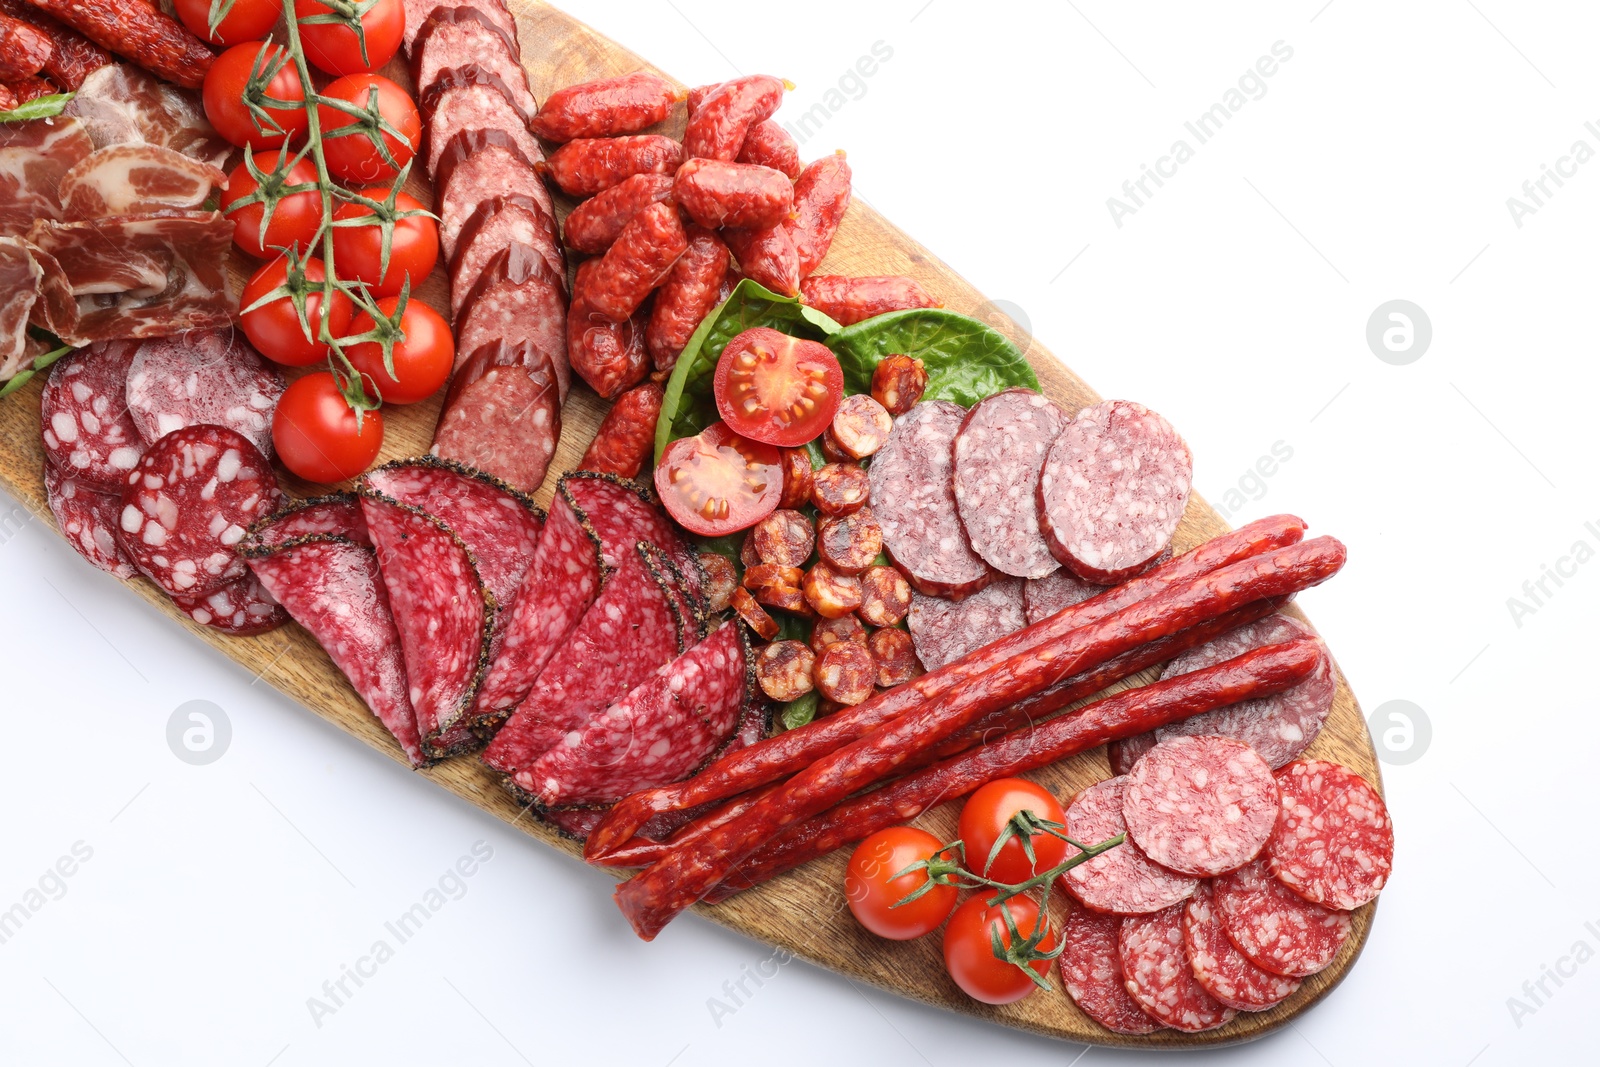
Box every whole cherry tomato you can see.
[295,0,403,76]
[317,73,420,184]
[240,256,354,367]
[272,372,384,484]
[202,42,308,150]
[331,189,439,296]
[957,779,1070,885]
[342,298,454,405]
[175,0,284,47]
[942,894,1057,1006]
[221,149,323,258]
[844,827,959,941]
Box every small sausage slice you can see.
[816,506,883,575]
[871,355,928,415]
[868,627,920,688]
[755,639,816,701]
[811,462,870,516]
[814,641,875,705]
[698,552,738,612]
[730,586,779,639]
[810,613,868,653]
[802,561,862,618]
[749,508,814,566]
[831,394,893,459]
[858,565,911,627]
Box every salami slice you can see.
[448,194,563,316]
[39,340,144,490]
[1061,776,1197,915]
[430,339,561,496]
[1267,760,1393,911]
[46,464,136,578]
[1023,568,1105,626]
[246,535,427,767]
[1119,906,1237,1033]
[1038,400,1192,584]
[1123,735,1280,877]
[906,577,1024,672]
[454,242,569,399]
[359,490,492,757]
[1060,906,1165,1035]
[124,328,284,457]
[1108,735,1157,777]
[1132,615,1337,769]
[952,388,1068,578]
[117,424,282,597]
[1214,859,1352,977]
[435,129,551,262]
[515,622,747,806]
[421,64,542,175]
[1183,881,1301,1011]
[402,0,517,54]
[246,494,368,550]
[868,400,992,599]
[410,8,533,118]
[173,572,287,636]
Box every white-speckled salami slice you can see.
[359,490,491,758]
[116,424,282,597]
[1119,906,1237,1033]
[907,576,1025,672]
[1060,905,1165,1035]
[246,494,368,550]
[1023,567,1105,625]
[952,388,1067,578]
[1123,735,1280,877]
[1268,760,1393,911]
[40,340,145,491]
[1038,399,1192,584]
[172,571,287,636]
[517,621,747,806]
[46,464,136,578]
[1183,881,1301,1011]
[125,328,284,457]
[1214,859,1351,977]
[1062,776,1198,915]
[246,536,427,767]
[868,400,992,599]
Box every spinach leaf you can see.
[0,93,73,123]
[780,690,820,731]
[654,278,840,463]
[825,308,1037,407]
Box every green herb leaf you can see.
[780,690,820,731]
[0,343,73,400]
[824,308,1038,407]
[653,278,841,464]
[0,93,73,123]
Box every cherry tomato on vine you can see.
[317,73,420,184]
[331,189,439,295]
[342,299,453,405]
[295,0,403,77]
[240,256,354,367]
[175,0,283,46]
[203,42,309,150]
[942,895,1057,1006]
[714,326,843,447]
[957,778,1069,885]
[273,372,384,484]
[655,421,783,537]
[844,827,958,941]
[221,149,323,258]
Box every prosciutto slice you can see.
[0,115,94,236]
[0,235,44,379]
[59,144,226,219]
[62,64,231,168]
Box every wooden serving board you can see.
[0,2,1381,1047]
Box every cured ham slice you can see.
[58,144,226,219]
[0,235,44,378]
[0,115,94,235]
[62,63,231,168]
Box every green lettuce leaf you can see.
[825,307,1038,406]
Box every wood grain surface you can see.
[0,1,1381,1047]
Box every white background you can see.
[2,1,1596,1063]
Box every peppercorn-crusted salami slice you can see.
[246,494,368,550]
[117,424,282,597]
[359,490,492,757]
[172,572,287,636]
[868,400,993,599]
[952,388,1068,578]
[515,622,747,806]
[906,577,1024,672]
[39,339,144,490]
[1038,400,1193,584]
[46,464,136,578]
[1062,776,1198,915]
[1060,906,1165,1035]
[1268,760,1393,911]
[1183,881,1301,1011]
[124,328,284,457]
[1119,906,1237,1033]
[1123,735,1280,877]
[246,535,427,767]
[1214,859,1352,977]
[1023,568,1105,626]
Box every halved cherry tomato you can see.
[295,0,403,77]
[957,779,1069,885]
[331,189,439,296]
[714,327,843,447]
[942,894,1057,1006]
[176,0,283,46]
[240,256,354,367]
[342,298,454,405]
[273,372,384,484]
[317,73,420,184]
[845,827,958,941]
[202,42,309,151]
[655,421,782,536]
[221,149,323,258]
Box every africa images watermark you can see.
[305,841,495,1028]
[780,40,894,148]
[0,841,95,948]
[1107,40,1295,228]
[1507,918,1600,1028]
[1504,519,1600,628]
[1504,120,1600,228]
[1212,440,1294,522]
